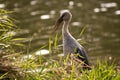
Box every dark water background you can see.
[1,0,120,65]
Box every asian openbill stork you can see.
[54,10,90,68]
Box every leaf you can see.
[11,38,26,41]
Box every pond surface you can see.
[1,0,120,65]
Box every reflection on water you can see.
[35,49,49,55]
[40,15,51,19]
[94,2,120,14]
[115,10,120,15]
[72,22,81,26]
[1,0,120,65]
[100,2,117,8]
[21,49,49,60]
[0,4,5,8]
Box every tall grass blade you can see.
[0,73,8,79]
[54,33,58,48]
[49,37,52,53]
[79,27,86,37]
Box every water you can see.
[1,0,120,65]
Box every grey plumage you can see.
[54,10,90,66]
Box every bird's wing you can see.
[75,47,90,66]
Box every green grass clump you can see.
[0,9,26,80]
[8,54,119,80]
[0,9,15,48]
[79,60,120,80]
[0,9,25,50]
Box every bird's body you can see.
[54,10,90,66]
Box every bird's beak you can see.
[53,16,63,32]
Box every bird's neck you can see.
[62,21,70,35]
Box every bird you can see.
[54,10,90,68]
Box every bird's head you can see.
[54,10,72,31]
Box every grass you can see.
[0,9,120,80]
[1,47,120,80]
[2,54,119,80]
